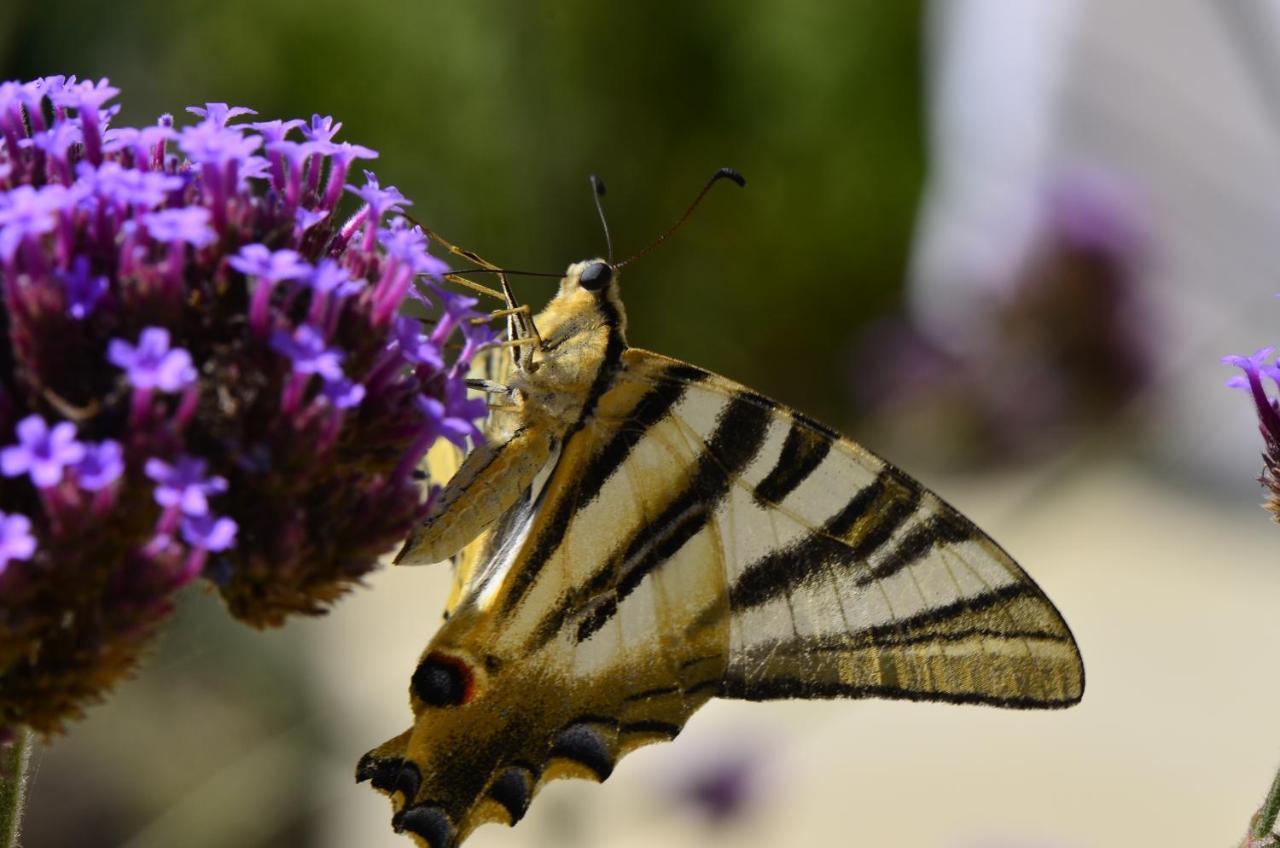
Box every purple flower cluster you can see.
[0,76,492,736]
[1224,347,1280,518]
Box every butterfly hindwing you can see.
[361,346,1082,848]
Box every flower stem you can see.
[1250,760,1280,844]
[0,729,32,848]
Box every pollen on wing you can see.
[0,75,496,737]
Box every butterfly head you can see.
[563,258,617,297]
[546,258,628,335]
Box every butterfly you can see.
[357,171,1085,848]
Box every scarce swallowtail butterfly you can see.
[357,170,1085,848]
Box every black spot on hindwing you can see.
[412,653,472,707]
[356,752,404,792]
[488,765,535,823]
[394,805,457,848]
[550,723,615,780]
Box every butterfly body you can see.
[398,260,622,566]
[362,259,1084,848]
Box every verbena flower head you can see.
[0,76,492,736]
[1224,346,1280,519]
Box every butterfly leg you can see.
[466,379,511,395]
[396,426,556,565]
[479,336,541,352]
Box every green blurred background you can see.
[1,0,924,428]
[10,2,1280,847]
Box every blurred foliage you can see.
[0,3,923,846]
[1,0,923,427]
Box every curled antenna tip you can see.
[715,167,747,188]
[589,174,607,196]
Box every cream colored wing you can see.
[622,350,1084,708]
[361,347,1083,848]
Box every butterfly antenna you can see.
[614,167,746,269]
[399,212,562,301]
[589,174,615,263]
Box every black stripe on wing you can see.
[730,467,938,611]
[499,363,706,615]
[535,390,773,645]
[753,418,832,506]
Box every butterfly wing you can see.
[626,350,1084,708]
[361,348,1082,848]
[416,342,519,614]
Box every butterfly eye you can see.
[578,261,613,292]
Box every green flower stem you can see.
[1252,760,1280,842]
[0,729,31,848]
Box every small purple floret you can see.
[61,256,108,319]
[142,206,216,247]
[347,171,410,223]
[75,440,124,491]
[177,121,262,166]
[1,415,86,488]
[229,243,311,283]
[308,259,363,297]
[302,114,341,145]
[394,316,444,370]
[108,327,197,392]
[0,184,65,259]
[80,161,183,209]
[186,103,257,127]
[271,324,344,381]
[0,511,36,575]
[180,512,238,551]
[322,377,365,409]
[379,218,449,278]
[145,455,228,516]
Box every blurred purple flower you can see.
[395,316,445,370]
[177,120,262,165]
[108,327,197,392]
[852,165,1153,466]
[418,385,487,449]
[322,377,366,409]
[75,440,124,491]
[60,256,108,319]
[347,170,410,224]
[0,185,64,259]
[302,114,341,146]
[271,324,344,380]
[80,161,183,209]
[247,118,304,145]
[144,455,227,516]
[0,512,36,576]
[180,512,238,551]
[683,757,756,824]
[308,258,363,297]
[1,415,85,488]
[142,206,216,247]
[229,243,310,283]
[380,217,449,278]
[186,103,256,127]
